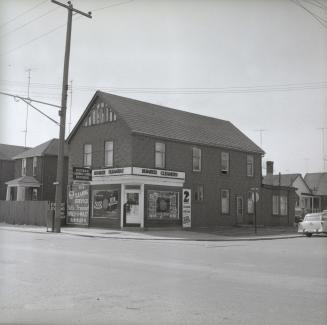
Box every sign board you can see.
[182,188,191,228]
[66,184,89,225]
[49,202,65,218]
[73,167,92,181]
[133,167,185,180]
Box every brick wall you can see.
[132,134,262,228]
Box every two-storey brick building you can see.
[5,139,68,202]
[67,91,265,229]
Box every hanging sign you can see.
[182,188,191,228]
[73,167,92,181]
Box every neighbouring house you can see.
[0,143,29,200]
[304,173,327,212]
[263,161,311,220]
[67,91,268,229]
[261,162,297,225]
[5,139,68,202]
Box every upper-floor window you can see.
[192,147,201,172]
[155,142,165,169]
[21,158,26,176]
[83,102,117,127]
[33,157,37,176]
[247,155,254,177]
[221,152,229,174]
[194,184,204,201]
[83,144,92,167]
[104,141,113,167]
[221,189,230,214]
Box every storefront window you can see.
[93,190,119,218]
[148,190,178,220]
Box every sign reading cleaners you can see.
[67,184,89,225]
[182,188,191,228]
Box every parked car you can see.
[298,211,327,237]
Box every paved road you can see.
[0,230,326,325]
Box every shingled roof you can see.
[13,139,68,159]
[67,91,264,154]
[263,173,301,187]
[0,143,29,160]
[304,173,327,196]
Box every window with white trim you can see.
[280,195,288,216]
[33,157,37,176]
[221,189,230,214]
[83,144,92,167]
[221,152,229,174]
[104,141,113,167]
[192,147,201,172]
[272,195,279,215]
[247,155,254,177]
[21,158,26,176]
[155,142,165,168]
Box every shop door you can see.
[125,191,140,225]
[236,196,243,224]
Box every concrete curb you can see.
[0,225,303,242]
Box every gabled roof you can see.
[13,139,68,159]
[263,173,301,187]
[67,91,264,154]
[0,143,29,160]
[6,176,41,187]
[304,173,327,196]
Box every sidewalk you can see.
[0,223,303,241]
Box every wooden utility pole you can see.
[51,0,92,233]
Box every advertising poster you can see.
[67,184,90,225]
[182,188,191,228]
[148,191,178,219]
[93,190,119,219]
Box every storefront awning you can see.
[6,176,41,188]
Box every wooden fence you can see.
[0,201,49,226]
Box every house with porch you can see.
[304,172,327,212]
[5,139,68,202]
[0,143,29,200]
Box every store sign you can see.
[73,167,92,181]
[133,167,185,180]
[93,167,132,177]
[67,184,89,225]
[182,188,191,228]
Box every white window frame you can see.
[192,147,201,172]
[32,157,37,176]
[280,195,288,216]
[247,155,254,177]
[221,189,230,214]
[104,141,113,167]
[21,158,26,176]
[221,152,229,174]
[155,142,165,169]
[272,195,279,215]
[83,144,92,167]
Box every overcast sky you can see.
[0,0,326,175]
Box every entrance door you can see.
[125,191,140,225]
[236,196,243,224]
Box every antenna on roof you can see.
[23,68,32,147]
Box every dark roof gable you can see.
[67,91,264,154]
[0,143,29,160]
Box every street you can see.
[0,229,326,325]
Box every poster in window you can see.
[182,189,191,228]
[93,190,119,219]
[148,191,178,219]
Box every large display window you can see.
[148,190,179,220]
[92,190,119,219]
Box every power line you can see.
[0,0,48,29]
[0,7,59,39]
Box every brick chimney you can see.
[266,161,274,175]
